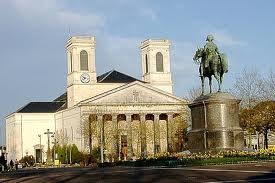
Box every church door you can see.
[36,149,42,163]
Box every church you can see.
[5,36,188,162]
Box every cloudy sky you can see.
[1,0,275,145]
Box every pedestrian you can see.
[9,159,14,170]
[15,159,19,170]
[0,153,7,171]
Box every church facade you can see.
[6,36,188,162]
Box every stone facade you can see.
[5,36,188,162]
[6,113,53,162]
[140,39,173,93]
[188,92,244,152]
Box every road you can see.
[1,162,275,182]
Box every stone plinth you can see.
[187,92,244,152]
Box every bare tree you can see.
[231,67,270,149]
[261,69,275,101]
[80,112,99,155]
[232,68,264,108]
[186,86,202,102]
[231,67,265,108]
[80,106,123,162]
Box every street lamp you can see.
[44,129,53,162]
[38,134,42,163]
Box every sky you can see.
[0,0,275,145]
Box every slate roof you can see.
[53,92,67,102]
[14,70,140,113]
[16,102,65,113]
[97,70,140,83]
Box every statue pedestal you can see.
[187,92,244,153]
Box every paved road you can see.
[1,162,275,182]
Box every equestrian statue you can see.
[193,35,228,95]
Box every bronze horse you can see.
[193,48,228,95]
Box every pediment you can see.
[79,81,186,105]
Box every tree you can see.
[231,67,265,108]
[261,70,275,101]
[232,68,275,149]
[80,106,120,162]
[239,108,256,131]
[253,101,275,149]
[80,108,103,155]
[87,114,98,155]
[239,108,257,148]
[171,110,190,152]
[70,144,81,164]
[55,144,66,164]
[186,86,202,102]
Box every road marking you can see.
[206,177,275,183]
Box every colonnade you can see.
[86,113,181,160]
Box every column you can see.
[126,114,133,160]
[97,115,104,163]
[140,114,147,158]
[154,114,160,154]
[112,114,118,161]
[167,113,173,153]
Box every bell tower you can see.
[66,36,97,107]
[140,39,173,93]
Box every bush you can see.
[53,144,82,164]
[78,147,101,166]
[91,147,101,162]
[20,155,35,167]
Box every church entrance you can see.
[36,149,42,163]
[120,135,127,160]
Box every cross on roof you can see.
[133,90,139,102]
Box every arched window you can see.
[70,52,73,72]
[80,50,88,71]
[156,52,164,72]
[145,54,149,73]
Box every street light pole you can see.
[44,129,53,163]
[38,134,41,163]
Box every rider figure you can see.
[203,35,220,68]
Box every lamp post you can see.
[44,129,53,162]
[38,134,42,163]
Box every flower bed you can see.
[116,149,275,167]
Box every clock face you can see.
[80,73,90,83]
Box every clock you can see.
[80,73,90,83]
